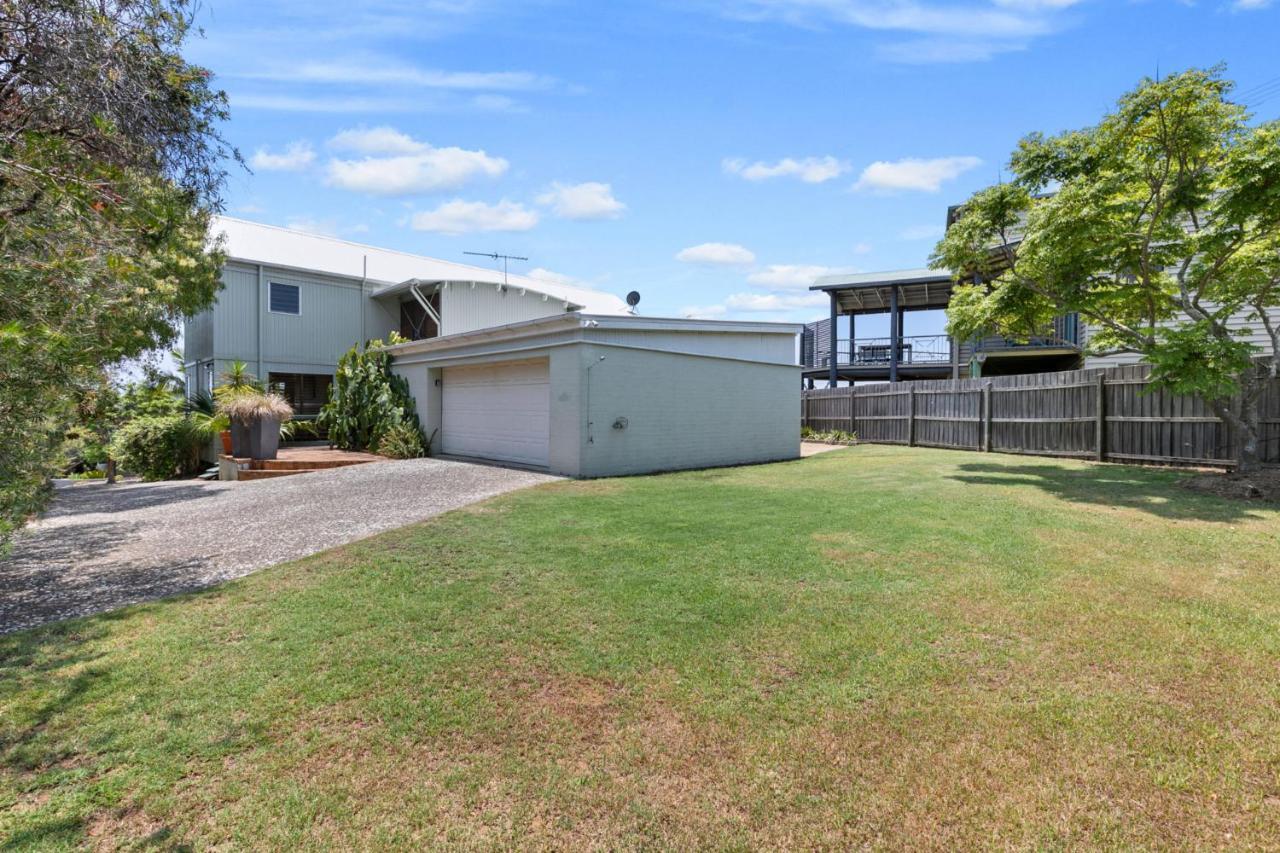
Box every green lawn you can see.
[4,446,1280,849]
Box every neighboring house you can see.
[803,201,1280,385]
[187,217,802,475]
[803,268,1080,386]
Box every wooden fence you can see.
[802,363,1280,468]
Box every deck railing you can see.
[823,334,951,368]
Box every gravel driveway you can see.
[0,459,559,635]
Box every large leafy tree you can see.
[0,0,234,539]
[934,68,1280,472]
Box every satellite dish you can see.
[626,290,641,308]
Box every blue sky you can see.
[186,0,1280,339]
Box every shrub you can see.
[376,422,426,459]
[318,338,423,452]
[108,416,205,481]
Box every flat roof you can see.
[811,267,953,291]
[384,312,801,358]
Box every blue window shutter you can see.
[269,282,300,314]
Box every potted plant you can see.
[212,361,264,457]
[217,392,294,460]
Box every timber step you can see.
[252,458,370,471]
[220,449,385,482]
[238,468,323,481]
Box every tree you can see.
[0,0,236,541]
[934,68,1280,472]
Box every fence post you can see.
[848,386,856,436]
[1095,373,1106,462]
[981,382,993,452]
[907,385,916,447]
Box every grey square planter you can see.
[230,421,252,457]
[246,416,282,460]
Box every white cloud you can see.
[232,93,423,113]
[722,155,849,184]
[240,61,556,92]
[721,0,1080,64]
[747,264,835,289]
[854,156,982,193]
[876,37,1023,63]
[536,182,627,220]
[680,304,729,319]
[675,242,757,266]
[410,199,538,235]
[1233,0,1272,8]
[725,292,828,312]
[901,223,946,240]
[329,126,429,155]
[325,129,508,195]
[249,141,315,171]
[853,241,873,254]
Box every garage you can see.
[441,359,550,467]
[390,313,801,478]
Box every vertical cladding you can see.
[440,282,570,336]
[1083,305,1280,370]
[577,344,801,477]
[208,262,381,370]
[259,266,366,366]
[212,264,260,360]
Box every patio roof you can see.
[810,267,957,316]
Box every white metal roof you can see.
[209,216,630,315]
[811,267,953,290]
[383,312,802,357]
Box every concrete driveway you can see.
[0,458,559,635]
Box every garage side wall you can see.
[576,344,800,477]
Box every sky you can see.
[184,0,1280,341]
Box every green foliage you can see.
[376,422,427,459]
[804,429,858,444]
[0,0,236,541]
[934,67,1280,469]
[318,340,424,453]
[108,416,205,481]
[215,361,264,399]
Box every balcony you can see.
[820,334,952,368]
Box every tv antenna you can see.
[463,250,528,287]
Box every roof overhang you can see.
[370,277,586,312]
[809,269,957,316]
[383,312,802,359]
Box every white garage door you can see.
[441,359,550,467]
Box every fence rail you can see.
[801,363,1280,468]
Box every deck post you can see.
[981,381,993,452]
[828,291,838,388]
[849,313,856,365]
[907,385,916,446]
[1095,372,1106,461]
[889,285,900,383]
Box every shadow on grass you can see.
[1,815,86,850]
[947,461,1266,522]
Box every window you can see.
[269,282,300,315]
[268,372,333,416]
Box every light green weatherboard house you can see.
[186,218,802,476]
